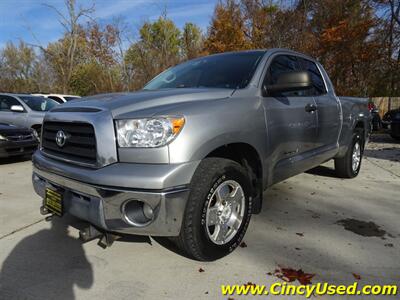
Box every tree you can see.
[84,22,121,93]
[125,16,182,89]
[42,0,94,93]
[182,23,203,59]
[309,0,380,96]
[240,0,275,48]
[44,26,87,93]
[0,0,398,97]
[111,17,132,91]
[371,0,400,98]
[204,0,251,53]
[0,41,36,92]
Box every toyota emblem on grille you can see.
[56,130,67,147]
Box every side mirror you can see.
[10,105,24,112]
[266,71,312,94]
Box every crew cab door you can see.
[261,54,318,183]
[297,58,341,161]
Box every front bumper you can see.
[32,151,200,236]
[0,139,38,158]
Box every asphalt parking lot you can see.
[0,134,399,300]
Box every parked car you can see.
[382,108,400,140]
[368,101,381,131]
[0,94,59,136]
[32,49,371,261]
[0,123,38,158]
[32,93,81,104]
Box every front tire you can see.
[176,158,252,261]
[334,130,364,178]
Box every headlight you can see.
[116,117,185,148]
[0,134,8,141]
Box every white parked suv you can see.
[31,94,81,104]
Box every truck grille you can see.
[42,121,97,165]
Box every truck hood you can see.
[56,88,234,117]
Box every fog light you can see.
[122,200,154,227]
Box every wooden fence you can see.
[371,97,400,117]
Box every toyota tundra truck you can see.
[32,49,371,261]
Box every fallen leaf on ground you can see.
[273,267,315,285]
[239,241,247,248]
[198,267,205,273]
[352,273,361,280]
[296,232,304,237]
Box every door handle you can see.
[305,103,317,113]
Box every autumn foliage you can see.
[0,0,399,97]
[202,0,390,96]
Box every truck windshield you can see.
[143,52,265,90]
[20,96,59,112]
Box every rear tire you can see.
[335,130,364,178]
[175,158,252,261]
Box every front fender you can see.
[167,97,267,163]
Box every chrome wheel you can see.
[352,142,361,172]
[205,180,245,245]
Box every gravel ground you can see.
[0,133,399,300]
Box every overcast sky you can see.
[0,0,216,49]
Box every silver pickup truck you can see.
[32,49,371,261]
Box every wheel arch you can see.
[204,142,263,214]
[353,120,367,149]
[336,117,368,158]
[31,124,42,136]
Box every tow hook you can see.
[40,205,49,215]
[97,232,119,249]
[40,206,54,222]
[79,225,119,249]
[40,205,119,249]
